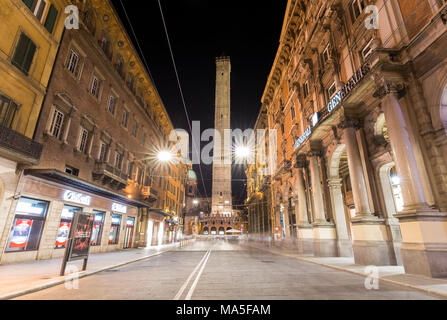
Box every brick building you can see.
[252,0,447,277]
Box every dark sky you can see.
[111,0,287,202]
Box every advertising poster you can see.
[56,222,71,247]
[70,213,94,260]
[8,219,33,249]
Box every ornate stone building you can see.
[0,0,187,264]
[257,0,447,277]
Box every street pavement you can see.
[14,239,442,300]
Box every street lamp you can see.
[157,150,173,163]
[235,145,251,161]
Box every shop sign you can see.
[327,63,370,113]
[63,190,91,206]
[294,126,312,150]
[112,203,127,214]
[294,63,370,151]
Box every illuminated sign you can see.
[294,63,370,151]
[63,190,91,206]
[112,203,127,214]
[327,63,370,113]
[294,126,312,150]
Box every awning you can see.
[24,169,152,208]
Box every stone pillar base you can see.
[351,216,397,266]
[312,223,337,257]
[396,209,447,277]
[337,239,354,257]
[297,224,314,255]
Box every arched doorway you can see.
[211,227,217,235]
[203,227,209,235]
[328,144,353,241]
[218,227,225,235]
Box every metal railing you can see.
[0,124,42,160]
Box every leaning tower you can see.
[211,56,232,216]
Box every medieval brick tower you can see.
[211,56,232,216]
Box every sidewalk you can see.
[247,241,447,299]
[0,240,193,300]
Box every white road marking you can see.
[173,249,210,300]
[185,249,212,300]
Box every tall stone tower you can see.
[211,56,232,216]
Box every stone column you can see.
[309,153,326,223]
[309,151,337,256]
[295,154,313,254]
[374,82,447,276]
[343,120,372,217]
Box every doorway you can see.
[124,217,135,249]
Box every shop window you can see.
[0,94,19,128]
[5,197,49,252]
[109,214,122,245]
[390,168,404,212]
[12,32,37,76]
[55,205,82,249]
[91,211,105,246]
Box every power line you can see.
[157,0,209,200]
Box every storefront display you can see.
[123,217,135,249]
[55,205,82,248]
[90,211,105,246]
[6,198,49,252]
[108,214,122,245]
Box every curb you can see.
[0,240,194,300]
[247,244,447,299]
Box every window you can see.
[328,83,337,99]
[43,4,58,33]
[50,109,64,139]
[12,33,37,75]
[128,161,135,178]
[115,151,123,169]
[99,141,108,162]
[0,94,19,128]
[291,105,296,120]
[78,128,89,153]
[142,132,146,146]
[90,75,101,99]
[91,211,105,246]
[321,45,330,66]
[65,165,79,176]
[349,0,366,22]
[22,0,47,22]
[303,82,309,98]
[109,214,122,245]
[55,205,82,249]
[107,94,117,115]
[121,109,129,127]
[127,74,135,92]
[5,197,49,252]
[361,38,374,60]
[67,48,81,77]
[132,120,138,137]
[116,55,125,78]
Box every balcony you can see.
[0,124,42,165]
[141,185,158,203]
[92,161,128,190]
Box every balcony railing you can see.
[0,124,42,163]
[92,161,128,189]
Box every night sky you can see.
[111,0,287,203]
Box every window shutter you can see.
[44,4,58,34]
[12,33,36,75]
[22,0,35,10]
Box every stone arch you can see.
[378,162,399,218]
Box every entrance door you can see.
[123,217,135,249]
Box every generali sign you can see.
[294,63,370,150]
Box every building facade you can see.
[0,0,71,263]
[258,0,447,277]
[0,0,187,264]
